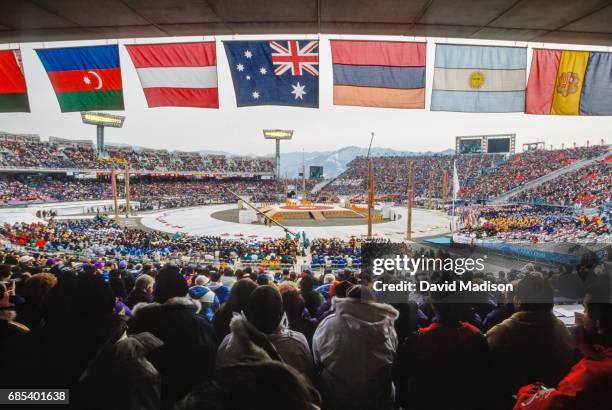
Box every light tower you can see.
[263,129,293,179]
[81,112,125,157]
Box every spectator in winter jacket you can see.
[313,285,398,410]
[7,271,162,410]
[482,281,516,332]
[487,275,578,406]
[126,274,154,309]
[212,278,257,340]
[189,285,220,321]
[278,281,317,347]
[129,264,218,409]
[16,272,57,331]
[216,285,314,379]
[396,285,491,410]
[300,274,324,317]
[514,277,612,410]
[206,271,230,304]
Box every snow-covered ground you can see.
[140,204,450,240]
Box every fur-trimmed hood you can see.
[132,296,199,316]
[226,314,276,363]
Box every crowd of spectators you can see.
[1,240,610,409]
[319,146,609,205]
[512,157,611,207]
[309,237,362,269]
[0,217,303,265]
[0,140,274,174]
[0,175,283,208]
[319,154,502,202]
[458,204,610,243]
[463,146,608,200]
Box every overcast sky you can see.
[1,34,610,155]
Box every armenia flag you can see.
[36,45,124,112]
[224,40,319,108]
[330,40,425,108]
[0,49,30,112]
[526,49,612,115]
[126,42,218,108]
[431,44,526,112]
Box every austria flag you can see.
[126,42,218,108]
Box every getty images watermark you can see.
[360,242,514,303]
[371,255,512,293]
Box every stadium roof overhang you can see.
[1,0,612,46]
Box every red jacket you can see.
[514,346,612,410]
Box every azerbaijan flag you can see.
[36,45,124,112]
[0,50,30,112]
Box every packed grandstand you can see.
[1,132,611,410]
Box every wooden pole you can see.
[428,172,433,209]
[406,161,413,240]
[124,163,130,218]
[111,168,119,224]
[367,159,373,239]
[442,170,448,204]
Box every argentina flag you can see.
[431,44,526,113]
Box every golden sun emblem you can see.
[469,71,485,89]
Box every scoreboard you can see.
[456,134,515,155]
[309,166,323,179]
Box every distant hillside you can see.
[279,146,455,178]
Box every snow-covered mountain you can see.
[279,146,455,178]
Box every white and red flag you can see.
[126,42,218,108]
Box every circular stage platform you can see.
[140,204,451,241]
[279,204,334,211]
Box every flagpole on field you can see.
[443,170,448,204]
[428,172,433,209]
[406,160,414,241]
[124,163,130,219]
[452,160,460,233]
[110,168,119,224]
[367,132,375,239]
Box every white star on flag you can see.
[252,91,260,99]
[244,50,252,58]
[246,75,251,80]
[83,76,91,85]
[291,82,307,100]
[236,63,244,72]
[259,67,267,75]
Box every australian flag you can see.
[224,40,319,108]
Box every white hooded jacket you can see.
[312,297,399,410]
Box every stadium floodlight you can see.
[81,112,125,157]
[263,129,293,140]
[263,129,293,179]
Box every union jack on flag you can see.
[270,40,319,76]
[224,40,319,108]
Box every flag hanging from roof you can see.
[526,49,612,115]
[126,42,219,108]
[0,49,30,112]
[36,45,124,112]
[431,44,527,112]
[224,40,319,108]
[330,40,426,108]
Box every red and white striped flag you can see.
[126,42,218,108]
